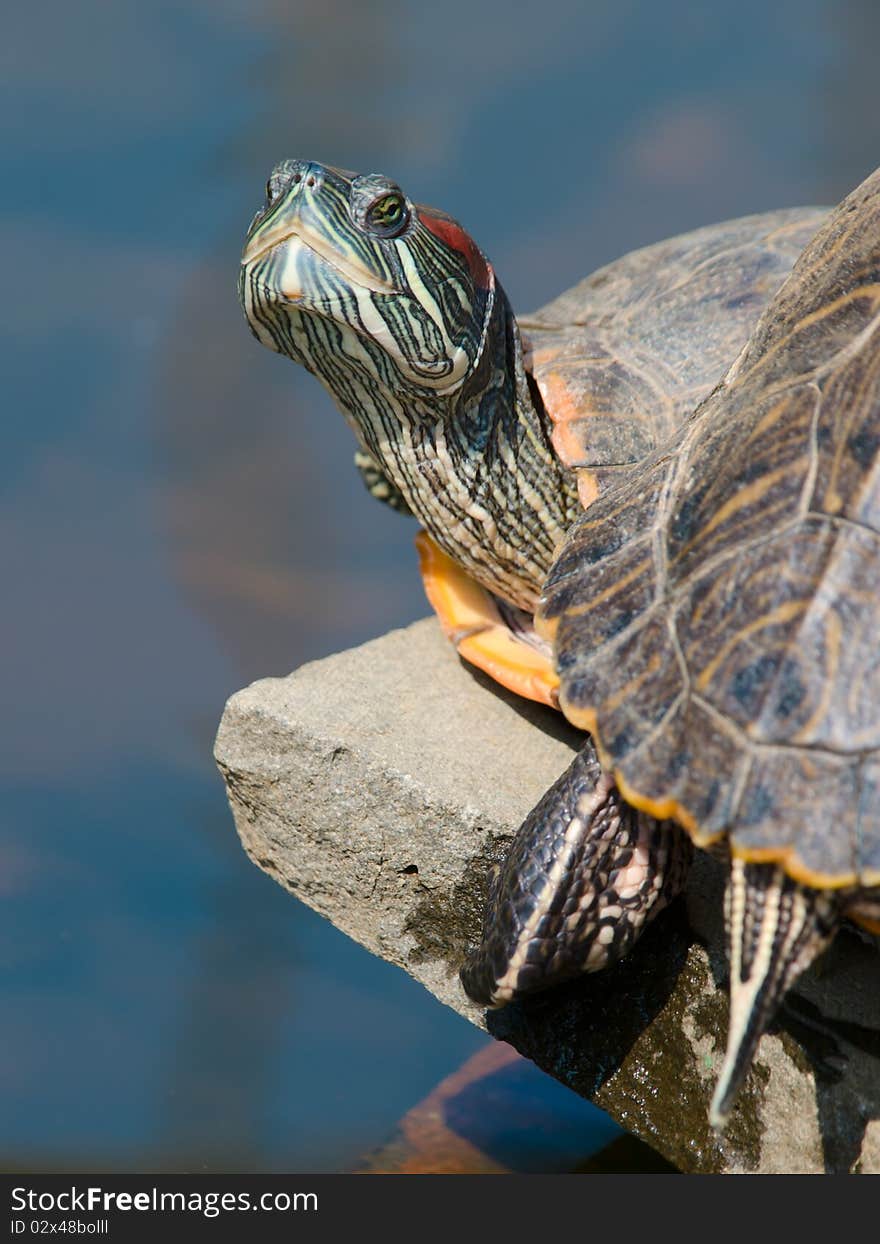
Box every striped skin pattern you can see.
[541,167,880,1122]
[240,160,579,614]
[714,860,837,1128]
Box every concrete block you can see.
[215,618,880,1173]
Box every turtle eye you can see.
[365,192,409,237]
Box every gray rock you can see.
[214,617,880,1173]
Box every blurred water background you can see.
[3,0,880,1172]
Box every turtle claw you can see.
[709,859,839,1130]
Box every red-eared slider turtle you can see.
[238,159,880,1126]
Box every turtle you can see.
[237,158,880,1127]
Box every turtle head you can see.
[240,159,496,400]
[239,158,578,617]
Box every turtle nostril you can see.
[292,172,302,184]
[306,175,316,187]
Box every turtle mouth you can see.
[241,220,402,300]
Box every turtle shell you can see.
[523,209,826,509]
[538,167,880,898]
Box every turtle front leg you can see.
[354,449,412,514]
[460,741,692,1007]
[710,859,839,1129]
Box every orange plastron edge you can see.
[415,531,560,710]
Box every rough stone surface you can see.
[215,617,880,1174]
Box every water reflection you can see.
[4,0,880,1173]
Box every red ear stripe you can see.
[419,208,492,290]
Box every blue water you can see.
[3,0,879,1172]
